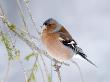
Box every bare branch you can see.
[3,61,11,82]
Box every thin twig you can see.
[51,60,53,82]
[19,60,28,82]
[28,53,38,82]
[40,55,51,82]
[16,0,29,33]
[57,70,62,82]
[3,61,10,82]
[38,58,46,82]
[71,60,84,82]
[23,0,40,35]
[54,62,62,82]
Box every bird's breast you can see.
[42,34,73,62]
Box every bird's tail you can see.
[72,46,97,67]
[78,52,97,67]
[71,60,84,82]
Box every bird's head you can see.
[42,18,62,33]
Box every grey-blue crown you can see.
[43,18,55,25]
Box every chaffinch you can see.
[41,18,96,67]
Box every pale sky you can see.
[0,0,110,82]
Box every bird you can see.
[41,18,96,67]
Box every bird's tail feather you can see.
[72,45,97,67]
[71,60,84,82]
[78,52,97,67]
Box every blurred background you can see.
[0,0,110,82]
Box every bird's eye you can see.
[44,23,51,26]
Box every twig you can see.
[54,62,62,82]
[38,58,46,82]
[23,0,40,35]
[3,61,11,82]
[50,60,53,82]
[71,60,84,82]
[28,53,38,82]
[19,61,28,82]
[57,70,62,82]
[16,0,29,34]
[40,55,51,82]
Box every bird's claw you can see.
[53,62,62,71]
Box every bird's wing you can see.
[58,26,77,46]
[58,32,77,49]
[58,27,97,67]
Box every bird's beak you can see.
[41,24,46,29]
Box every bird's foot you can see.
[53,61,62,71]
